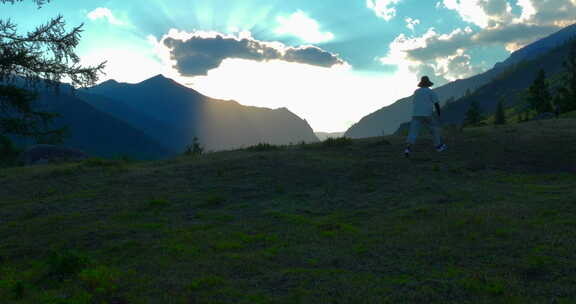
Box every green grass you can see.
[1,119,576,303]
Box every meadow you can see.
[0,118,575,303]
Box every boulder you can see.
[17,144,89,166]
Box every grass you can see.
[0,119,576,303]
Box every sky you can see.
[3,0,576,132]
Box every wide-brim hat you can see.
[418,76,434,87]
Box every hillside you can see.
[393,39,575,134]
[345,23,576,138]
[6,90,174,160]
[83,75,319,152]
[1,119,575,303]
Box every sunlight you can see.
[186,59,414,132]
[81,48,164,84]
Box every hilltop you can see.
[0,118,575,303]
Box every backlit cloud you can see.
[405,17,420,32]
[87,7,125,26]
[367,0,402,21]
[159,30,346,76]
[379,0,576,83]
[275,10,334,43]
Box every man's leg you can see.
[406,117,422,146]
[405,117,422,157]
[424,116,446,150]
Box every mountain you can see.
[345,23,576,138]
[495,23,576,69]
[5,88,174,160]
[1,77,177,160]
[435,37,574,126]
[83,74,319,151]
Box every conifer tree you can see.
[557,40,576,113]
[494,97,506,125]
[0,0,105,145]
[526,69,552,115]
[465,100,482,126]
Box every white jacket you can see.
[412,87,439,117]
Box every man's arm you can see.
[435,103,441,117]
[431,91,441,117]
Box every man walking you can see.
[404,76,447,157]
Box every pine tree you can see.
[557,40,576,113]
[526,69,553,116]
[185,137,204,156]
[465,100,482,126]
[494,98,506,125]
[1,0,105,144]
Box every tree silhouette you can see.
[465,100,482,126]
[494,97,506,125]
[0,0,105,147]
[526,69,552,116]
[557,40,576,113]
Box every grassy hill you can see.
[1,119,575,303]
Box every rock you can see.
[17,144,89,166]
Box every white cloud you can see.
[405,18,420,32]
[367,0,402,21]
[441,0,491,28]
[87,7,125,26]
[275,10,334,43]
[380,27,480,82]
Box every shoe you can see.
[404,147,411,157]
[436,143,447,152]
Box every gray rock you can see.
[17,144,89,166]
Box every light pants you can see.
[406,116,443,147]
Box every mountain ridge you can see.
[84,75,319,151]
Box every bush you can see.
[45,249,90,281]
[245,143,282,151]
[184,137,204,156]
[322,137,353,147]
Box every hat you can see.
[418,76,434,87]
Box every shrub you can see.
[245,143,282,151]
[184,137,204,156]
[322,137,353,147]
[45,249,90,281]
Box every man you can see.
[404,76,447,157]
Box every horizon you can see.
[4,0,576,132]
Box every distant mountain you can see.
[315,132,345,141]
[83,74,318,151]
[495,23,576,69]
[345,23,576,138]
[5,88,174,160]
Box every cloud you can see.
[275,10,334,43]
[380,27,483,82]
[367,0,402,21]
[441,0,513,28]
[405,27,474,62]
[87,7,125,26]
[378,0,575,82]
[519,0,576,27]
[441,0,576,29]
[405,18,420,32]
[474,23,560,51]
[159,30,346,76]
